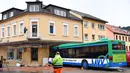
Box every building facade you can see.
[70,10,108,42]
[0,0,107,66]
[0,0,83,66]
[106,24,130,51]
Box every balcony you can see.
[26,32,40,40]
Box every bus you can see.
[49,39,127,69]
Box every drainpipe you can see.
[82,20,84,43]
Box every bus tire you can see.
[81,60,88,69]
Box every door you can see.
[31,48,38,61]
[32,25,37,37]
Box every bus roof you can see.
[53,38,124,50]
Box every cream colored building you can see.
[0,0,83,66]
[70,10,108,42]
[0,0,107,66]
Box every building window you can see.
[129,46,130,51]
[7,49,15,60]
[126,36,127,42]
[98,24,105,30]
[49,21,55,34]
[6,25,10,37]
[84,34,88,40]
[1,26,4,38]
[29,5,39,12]
[84,21,88,28]
[116,35,118,40]
[92,34,95,40]
[63,23,68,36]
[13,23,17,36]
[9,11,14,17]
[19,21,24,35]
[54,9,66,17]
[126,46,128,51]
[98,35,105,40]
[129,37,130,42]
[7,48,22,60]
[122,36,124,41]
[119,36,121,40]
[3,14,7,20]
[92,23,95,28]
[17,49,22,60]
[74,25,79,37]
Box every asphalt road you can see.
[0,66,130,73]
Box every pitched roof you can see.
[44,4,70,10]
[43,4,81,21]
[71,10,108,23]
[1,7,24,14]
[106,24,130,35]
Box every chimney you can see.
[36,0,40,2]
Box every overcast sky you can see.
[0,0,130,27]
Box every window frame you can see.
[1,25,5,38]
[74,24,79,37]
[84,34,88,41]
[98,24,105,30]
[92,34,95,40]
[84,21,88,28]
[3,14,7,20]
[63,22,68,36]
[92,23,95,29]
[6,25,10,37]
[116,35,118,40]
[49,21,56,35]
[12,22,17,36]
[125,36,127,42]
[54,9,66,17]
[9,11,14,17]
[29,5,40,12]
[6,48,23,60]
[19,21,24,35]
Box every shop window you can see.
[7,49,15,60]
[17,49,22,60]
[7,48,22,60]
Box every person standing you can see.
[52,51,63,73]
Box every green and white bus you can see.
[49,39,127,68]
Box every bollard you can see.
[0,56,3,71]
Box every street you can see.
[0,66,130,73]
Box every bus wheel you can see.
[81,60,88,69]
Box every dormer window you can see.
[9,11,14,17]
[3,14,7,20]
[54,9,66,17]
[29,5,39,12]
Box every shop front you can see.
[0,41,51,66]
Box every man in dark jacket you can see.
[52,51,63,73]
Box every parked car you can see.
[126,52,130,66]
